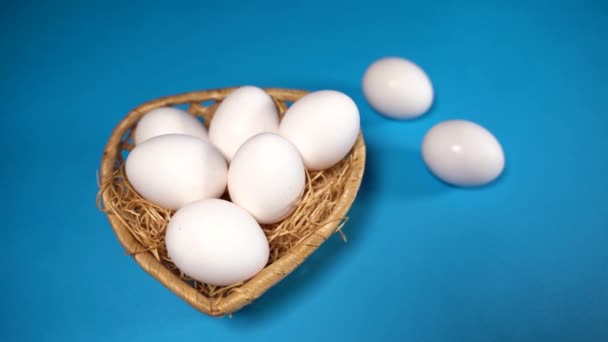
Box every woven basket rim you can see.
[99,87,366,316]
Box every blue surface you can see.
[2,1,608,341]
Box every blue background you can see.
[2,0,607,341]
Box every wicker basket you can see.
[98,87,366,316]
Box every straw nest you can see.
[97,87,366,316]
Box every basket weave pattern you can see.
[98,88,366,316]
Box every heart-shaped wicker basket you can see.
[97,87,366,317]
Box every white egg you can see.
[362,57,434,119]
[125,134,227,210]
[134,107,207,145]
[279,90,360,171]
[209,86,279,162]
[422,120,505,187]
[165,199,269,286]
[228,133,305,224]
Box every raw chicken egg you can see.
[422,120,505,187]
[134,107,207,145]
[279,90,360,171]
[209,86,279,162]
[165,199,269,286]
[125,134,227,210]
[228,133,305,224]
[363,57,434,119]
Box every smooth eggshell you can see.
[209,86,279,162]
[125,134,227,210]
[165,199,269,286]
[362,57,434,119]
[279,90,360,171]
[422,120,505,187]
[134,107,208,145]
[228,133,305,224]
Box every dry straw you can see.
[97,87,366,316]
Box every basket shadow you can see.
[225,155,373,324]
[225,141,447,324]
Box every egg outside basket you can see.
[97,87,366,317]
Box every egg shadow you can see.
[362,138,450,201]
[223,140,448,326]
